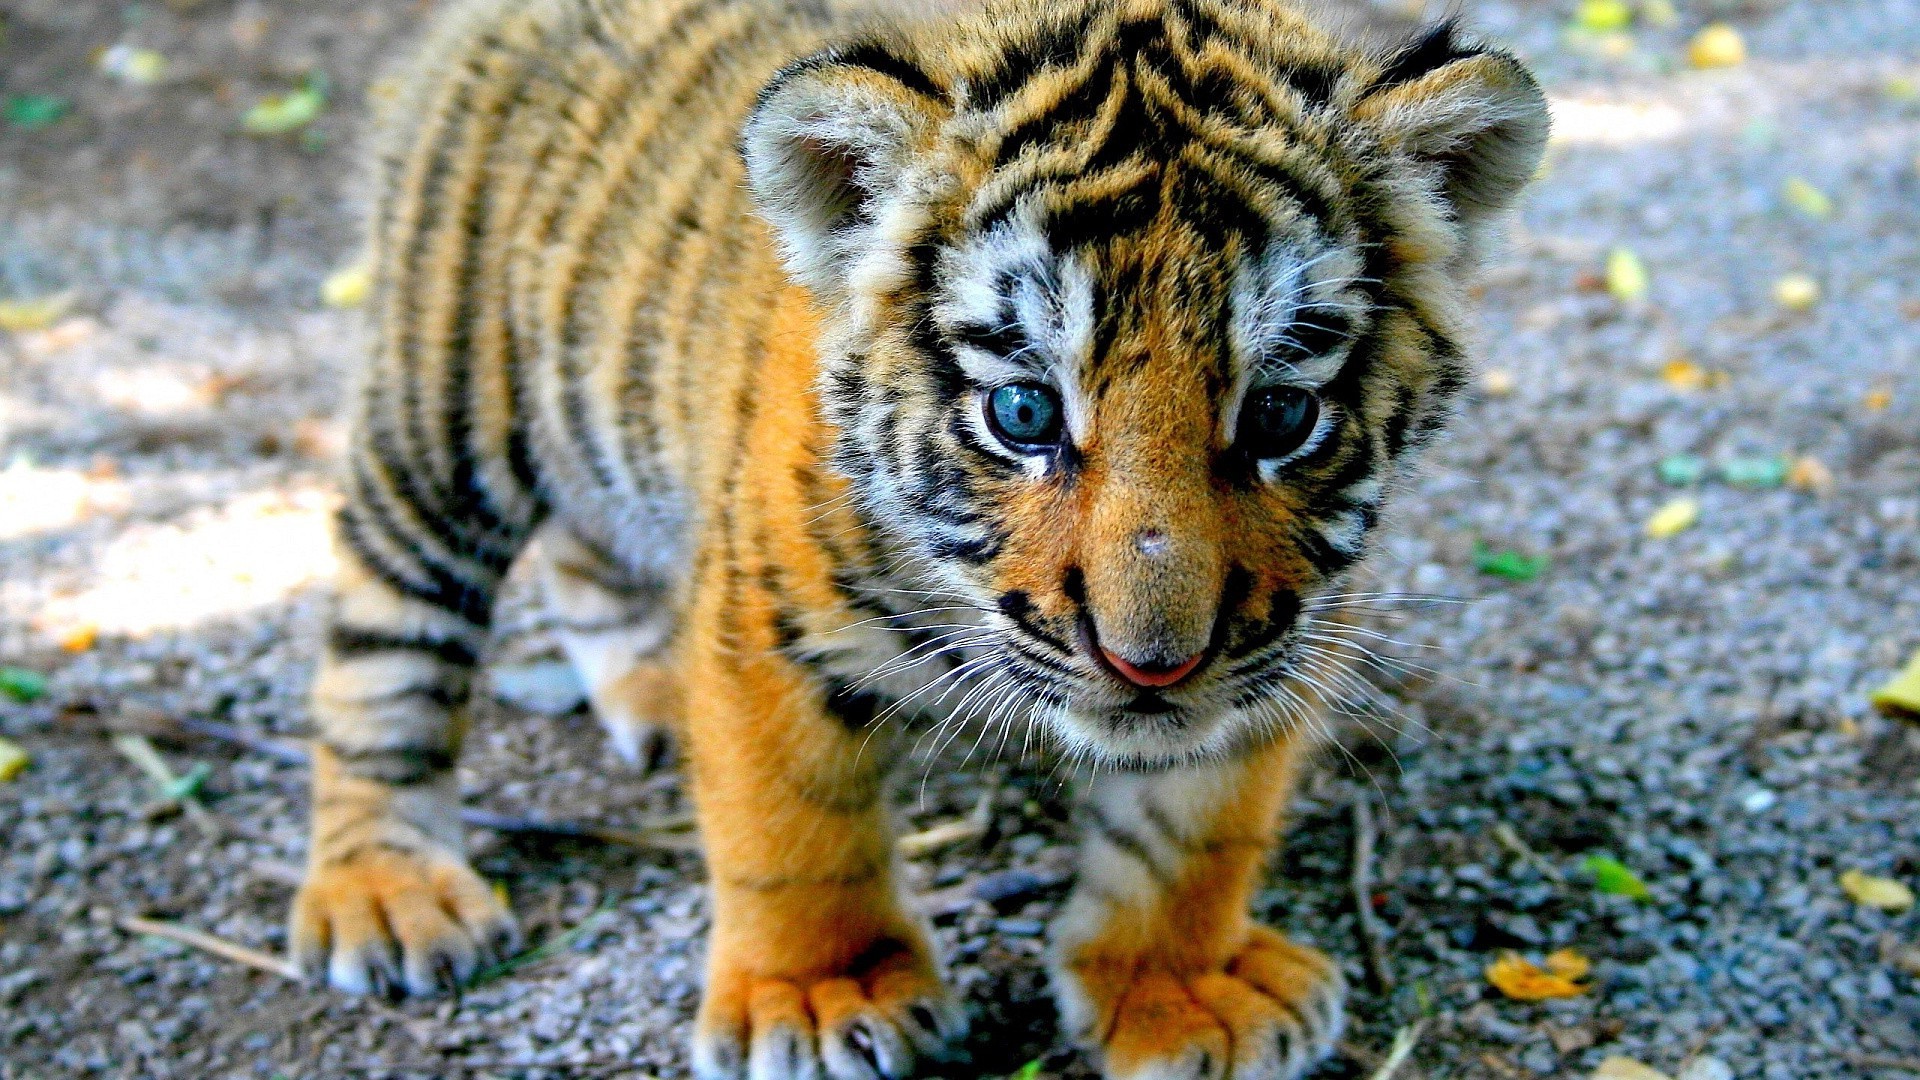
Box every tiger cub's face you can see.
[745,1,1548,765]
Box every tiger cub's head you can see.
[743,0,1548,765]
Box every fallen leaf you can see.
[1841,869,1916,912]
[1781,178,1833,220]
[1645,497,1699,539]
[1487,949,1591,1000]
[1660,359,1710,391]
[1574,0,1633,31]
[3,93,70,130]
[1871,649,1920,719]
[1864,387,1893,411]
[320,262,372,308]
[1657,454,1706,486]
[58,624,98,653]
[99,44,168,85]
[162,761,213,802]
[0,666,47,703]
[0,737,28,782]
[1606,247,1649,303]
[0,291,77,333]
[1474,543,1549,582]
[1687,23,1746,69]
[1884,75,1920,103]
[244,76,326,134]
[1583,855,1652,900]
[1773,273,1820,311]
[1786,456,1834,495]
[1720,455,1788,489]
[1593,1058,1673,1080]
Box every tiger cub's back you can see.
[352,0,842,584]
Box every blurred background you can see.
[1,1,1916,1078]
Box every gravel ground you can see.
[2,1,1918,1078]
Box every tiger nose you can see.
[1098,647,1205,690]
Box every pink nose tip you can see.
[1100,648,1205,689]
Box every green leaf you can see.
[162,761,213,802]
[0,666,48,703]
[1582,854,1651,900]
[1008,1061,1044,1080]
[1473,543,1549,582]
[243,76,327,135]
[4,94,70,130]
[1657,454,1706,486]
[1720,455,1788,489]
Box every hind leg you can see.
[528,522,682,767]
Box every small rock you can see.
[488,661,587,716]
[1677,1058,1734,1080]
[972,869,1051,912]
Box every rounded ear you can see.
[1354,21,1549,239]
[741,42,950,298]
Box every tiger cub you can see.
[291,0,1546,1076]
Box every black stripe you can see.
[328,626,479,667]
[322,742,457,785]
[1374,20,1477,91]
[1085,802,1172,885]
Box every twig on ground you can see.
[336,1061,649,1076]
[1366,1020,1427,1080]
[117,914,299,981]
[110,733,222,840]
[1351,794,1395,993]
[458,808,701,853]
[1491,822,1566,884]
[1842,1051,1920,1075]
[474,907,619,985]
[129,712,700,852]
[1478,1052,1524,1079]
[1338,1040,1383,1071]
[897,787,996,858]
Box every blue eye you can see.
[986,382,1063,448]
[1239,385,1320,461]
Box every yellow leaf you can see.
[1872,649,1920,719]
[58,624,98,653]
[0,737,28,782]
[1688,24,1746,69]
[1606,247,1649,303]
[1786,455,1833,495]
[0,291,76,333]
[1661,359,1708,391]
[1486,949,1591,1000]
[1574,0,1633,32]
[1593,1058,1673,1080]
[1863,387,1892,412]
[1781,178,1833,220]
[1840,869,1916,912]
[1772,273,1820,311]
[1544,948,1591,980]
[1645,497,1699,539]
[320,263,372,309]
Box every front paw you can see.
[290,844,518,996]
[692,939,968,1080]
[1056,926,1346,1080]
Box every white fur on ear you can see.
[741,49,949,298]
[1355,22,1549,247]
